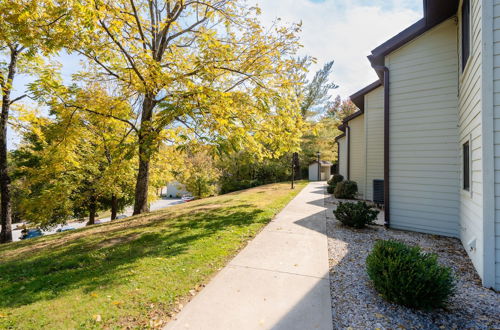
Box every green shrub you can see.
[220,179,263,194]
[327,174,344,186]
[327,174,344,194]
[333,180,358,199]
[327,185,335,194]
[333,201,379,228]
[366,240,455,310]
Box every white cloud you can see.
[256,0,422,97]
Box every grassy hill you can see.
[0,182,307,329]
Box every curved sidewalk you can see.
[165,182,332,330]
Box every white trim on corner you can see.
[480,0,496,289]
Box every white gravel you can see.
[326,196,500,329]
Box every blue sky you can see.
[8,0,424,148]
[257,0,422,97]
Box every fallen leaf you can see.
[374,313,383,319]
[93,314,102,322]
[112,301,122,306]
[149,319,163,328]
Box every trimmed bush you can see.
[333,201,379,228]
[366,240,455,310]
[333,180,358,199]
[326,185,335,194]
[327,174,344,194]
[327,174,344,186]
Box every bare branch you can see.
[98,18,147,86]
[63,103,139,133]
[9,94,27,105]
[129,0,149,51]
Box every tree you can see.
[13,83,138,226]
[73,0,304,215]
[0,0,90,242]
[326,95,357,121]
[177,149,220,198]
[294,57,338,119]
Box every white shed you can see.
[308,161,332,181]
[165,182,189,198]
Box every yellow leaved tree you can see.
[0,0,92,242]
[72,0,306,215]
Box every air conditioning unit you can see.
[373,179,384,206]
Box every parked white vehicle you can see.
[181,194,195,202]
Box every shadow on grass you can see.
[0,203,264,309]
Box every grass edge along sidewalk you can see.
[0,181,307,329]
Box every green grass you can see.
[0,182,307,329]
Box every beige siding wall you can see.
[364,86,385,201]
[386,19,460,237]
[492,0,500,289]
[458,0,489,285]
[348,115,366,199]
[338,136,348,179]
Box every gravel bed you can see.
[326,196,500,329]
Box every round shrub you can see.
[327,185,335,194]
[327,174,344,186]
[327,174,344,194]
[366,240,455,310]
[333,201,379,228]
[334,180,358,199]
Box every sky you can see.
[8,0,424,148]
[256,0,422,97]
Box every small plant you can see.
[327,174,344,186]
[333,201,379,228]
[366,240,455,310]
[327,185,335,194]
[327,174,344,194]
[334,180,358,199]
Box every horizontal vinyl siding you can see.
[348,115,365,199]
[364,86,384,201]
[493,0,500,289]
[338,136,347,179]
[387,19,459,237]
[459,0,486,282]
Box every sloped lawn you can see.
[0,182,306,329]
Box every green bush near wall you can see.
[333,201,379,228]
[366,240,455,310]
[333,180,358,199]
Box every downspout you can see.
[336,141,340,175]
[347,126,351,180]
[372,65,390,227]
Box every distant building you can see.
[308,161,333,181]
[165,182,189,198]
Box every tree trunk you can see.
[87,196,97,226]
[133,94,155,215]
[0,47,19,244]
[110,194,118,220]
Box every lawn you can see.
[0,182,307,329]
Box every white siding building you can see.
[336,0,499,290]
[336,134,348,179]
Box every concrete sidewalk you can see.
[165,182,332,330]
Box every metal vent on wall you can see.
[373,179,384,205]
